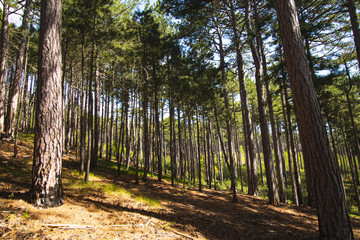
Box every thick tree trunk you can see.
[30,0,63,207]
[275,0,353,238]
[0,1,10,133]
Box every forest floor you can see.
[1,135,360,239]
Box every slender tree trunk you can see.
[91,59,100,168]
[229,1,257,195]
[141,80,149,182]
[196,109,202,191]
[30,0,63,207]
[284,86,303,204]
[281,85,298,204]
[178,106,183,180]
[346,0,360,70]
[245,0,279,205]
[85,44,95,183]
[275,0,353,237]
[107,96,114,161]
[65,65,73,153]
[79,29,86,173]
[188,114,195,186]
[4,0,33,138]
[155,90,162,181]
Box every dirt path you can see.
[1,138,360,239]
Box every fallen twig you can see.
[169,229,194,240]
[45,224,94,229]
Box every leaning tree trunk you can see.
[275,0,353,238]
[30,0,63,208]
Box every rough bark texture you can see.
[0,1,9,133]
[30,0,63,208]
[275,0,353,239]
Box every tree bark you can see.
[30,0,63,207]
[245,0,279,205]
[0,1,10,133]
[275,0,353,238]
[4,0,33,138]
[228,0,257,196]
[346,0,360,70]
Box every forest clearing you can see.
[1,135,360,239]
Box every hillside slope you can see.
[1,136,359,239]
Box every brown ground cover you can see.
[1,136,360,239]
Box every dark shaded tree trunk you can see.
[346,0,360,69]
[141,81,149,182]
[30,0,63,207]
[275,0,353,238]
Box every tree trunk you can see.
[275,0,353,238]
[178,106,183,180]
[4,0,33,138]
[155,89,162,181]
[281,85,298,204]
[65,65,73,153]
[79,29,86,173]
[91,59,100,168]
[85,45,95,183]
[141,80,149,181]
[229,1,257,196]
[346,0,360,70]
[30,0,63,207]
[196,109,202,191]
[0,1,10,133]
[245,0,279,205]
